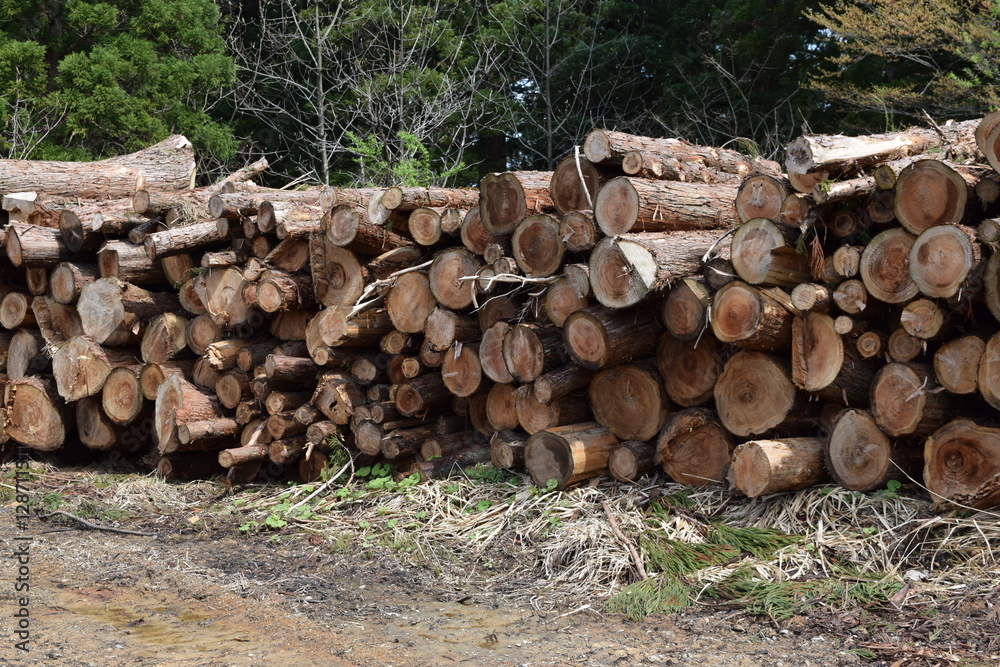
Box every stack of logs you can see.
[5,116,1000,511]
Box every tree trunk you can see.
[656,333,722,407]
[139,360,195,401]
[264,390,311,416]
[826,408,919,492]
[50,262,99,305]
[523,422,618,490]
[215,369,253,409]
[142,221,226,260]
[589,362,670,441]
[0,134,195,196]
[589,230,726,308]
[533,363,594,404]
[608,440,657,483]
[479,171,554,235]
[656,407,734,486]
[594,176,740,236]
[562,305,660,369]
[321,204,413,255]
[420,430,488,460]
[785,120,977,175]
[459,207,507,256]
[6,223,73,267]
[730,437,829,497]
[424,307,480,352]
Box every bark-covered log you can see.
[0,134,195,196]
[715,351,806,437]
[730,437,829,497]
[730,218,810,288]
[562,305,660,369]
[155,375,231,453]
[735,175,790,223]
[523,422,618,490]
[593,176,740,236]
[515,384,590,435]
[512,214,565,277]
[656,407,734,486]
[871,363,961,437]
[661,279,710,341]
[78,278,181,346]
[710,281,794,351]
[589,230,725,308]
[909,224,981,299]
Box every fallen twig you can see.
[36,510,157,537]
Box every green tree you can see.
[0,0,236,169]
[808,0,1000,125]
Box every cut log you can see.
[420,430,488,460]
[321,204,413,255]
[155,374,231,453]
[140,313,189,364]
[264,390,311,416]
[589,363,670,441]
[593,176,739,236]
[909,224,980,299]
[0,134,195,196]
[523,422,618,490]
[584,129,777,178]
[515,384,590,435]
[143,221,226,260]
[730,218,810,288]
[533,363,594,404]
[730,437,829,498]
[791,312,875,403]
[479,171,554,235]
[424,307,480,352]
[7,329,46,380]
[139,360,195,401]
[428,248,482,310]
[710,281,794,351]
[871,363,960,437]
[856,330,887,360]
[826,408,917,492]
[661,279,710,341]
[266,412,308,441]
[486,382,520,431]
[51,335,137,401]
[491,430,527,469]
[215,369,252,409]
[924,418,1000,510]
[503,324,563,383]
[562,305,660,369]
[381,186,479,212]
[511,214,564,277]
[559,211,598,253]
[440,343,483,398]
[735,175,790,222]
[656,407,734,486]
[933,335,984,395]
[832,246,863,279]
[608,440,657,483]
[790,283,832,312]
[200,267,251,327]
[50,262,98,305]
[459,207,505,255]
[714,351,802,437]
[395,373,451,417]
[0,293,34,330]
[218,442,269,468]
[5,376,68,451]
[894,159,974,234]
[656,333,721,408]
[6,223,73,267]
[860,227,919,303]
[887,328,926,363]
[58,208,122,253]
[255,270,314,313]
[589,229,725,308]
[544,277,589,326]
[899,299,946,340]
[98,239,167,285]
[384,270,437,335]
[785,121,977,175]
[549,154,608,213]
[978,332,1000,410]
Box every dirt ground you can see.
[0,465,997,666]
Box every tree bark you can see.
[98,240,167,285]
[490,430,527,469]
[515,384,590,435]
[608,440,657,483]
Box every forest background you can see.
[1,0,998,188]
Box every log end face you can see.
[827,409,891,492]
[894,160,967,234]
[480,173,527,235]
[524,431,572,489]
[730,441,771,497]
[784,136,814,176]
[590,238,653,309]
[594,177,639,236]
[582,129,612,164]
[78,279,126,345]
[563,312,608,369]
[871,363,925,437]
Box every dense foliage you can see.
[1,0,996,184]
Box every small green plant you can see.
[465,463,506,484]
[606,576,691,620]
[238,520,260,534]
[847,648,878,660]
[38,491,66,512]
[877,479,903,499]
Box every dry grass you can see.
[8,460,1000,614]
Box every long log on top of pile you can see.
[0,135,196,197]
